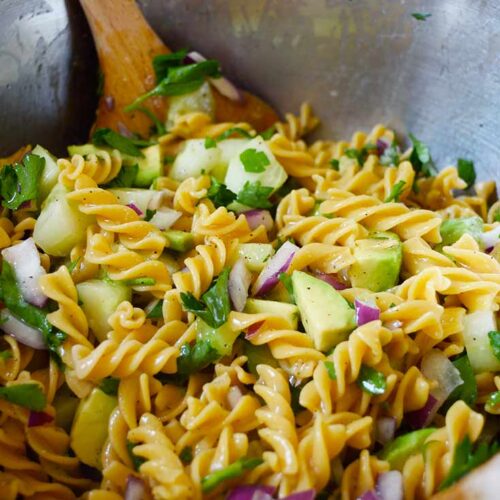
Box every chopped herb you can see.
[105,164,139,188]
[344,148,362,164]
[0,153,45,210]
[99,377,119,396]
[236,181,273,209]
[133,106,167,136]
[122,277,156,287]
[179,446,193,464]
[176,339,219,375]
[330,158,340,170]
[276,178,300,198]
[180,268,231,328]
[259,126,276,140]
[457,158,476,188]
[356,365,386,395]
[443,354,477,410]
[385,180,406,202]
[126,440,146,471]
[0,383,46,411]
[380,144,401,166]
[0,351,12,361]
[494,211,500,222]
[201,457,263,493]
[412,12,432,21]
[207,177,237,208]
[152,49,188,82]
[409,133,436,177]
[163,155,175,164]
[278,273,295,302]
[92,128,144,158]
[145,209,156,221]
[216,127,253,142]
[125,59,221,112]
[146,301,163,319]
[439,436,499,490]
[486,391,500,411]
[66,257,81,274]
[240,148,271,173]
[204,137,217,149]
[324,360,337,380]
[488,331,500,361]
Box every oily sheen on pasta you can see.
[0,93,498,500]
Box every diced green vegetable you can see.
[237,243,274,272]
[324,360,337,380]
[385,180,406,203]
[207,177,237,208]
[440,217,484,246]
[488,330,500,361]
[167,81,215,128]
[169,139,223,181]
[32,145,59,202]
[196,319,240,357]
[463,311,500,372]
[409,133,436,176]
[356,365,386,395]
[53,394,79,432]
[244,342,278,376]
[0,383,46,411]
[457,158,476,188]
[92,128,144,157]
[98,377,120,396]
[442,353,477,410]
[164,230,195,252]
[201,457,263,493]
[176,339,219,375]
[244,298,299,330]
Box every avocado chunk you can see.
[463,311,500,373]
[292,271,356,352]
[70,388,117,469]
[33,183,94,257]
[133,144,162,187]
[237,243,274,272]
[76,280,131,342]
[197,319,240,357]
[440,217,483,246]
[380,428,436,470]
[349,234,402,292]
[164,230,195,252]
[32,145,59,203]
[53,393,79,432]
[244,298,299,330]
[244,342,278,376]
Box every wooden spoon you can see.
[79,0,280,137]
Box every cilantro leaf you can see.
[412,12,432,21]
[105,164,139,188]
[240,148,271,173]
[176,339,219,375]
[146,301,163,319]
[126,440,146,471]
[236,181,273,209]
[324,360,337,380]
[0,350,12,361]
[0,383,46,411]
[259,126,276,140]
[344,148,363,164]
[457,158,476,188]
[385,180,406,202]
[440,436,499,490]
[152,49,188,82]
[201,457,263,493]
[99,376,120,396]
[207,177,237,208]
[92,128,144,157]
[409,133,436,177]
[179,446,193,464]
[133,106,167,136]
[216,127,253,142]
[486,391,500,411]
[66,257,81,275]
[330,158,340,171]
[488,330,500,361]
[0,153,45,210]
[356,365,386,395]
[443,353,477,410]
[278,272,294,303]
[204,137,217,149]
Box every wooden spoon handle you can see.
[80,0,168,137]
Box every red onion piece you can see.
[282,491,316,500]
[186,51,244,102]
[28,410,53,427]
[376,471,403,500]
[355,299,380,326]
[227,485,275,500]
[376,138,391,156]
[2,238,47,307]
[127,203,143,217]
[375,416,396,445]
[148,208,181,230]
[480,225,500,249]
[314,271,347,290]
[244,210,274,232]
[358,491,379,500]
[0,310,46,350]
[117,122,133,138]
[104,95,115,111]
[405,393,438,429]
[245,321,264,339]
[252,241,299,296]
[228,258,252,312]
[125,475,146,500]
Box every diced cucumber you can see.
[463,311,500,373]
[224,136,288,195]
[244,342,278,376]
[109,188,157,215]
[132,144,162,187]
[32,145,59,202]
[169,139,223,181]
[70,388,117,469]
[53,393,79,432]
[212,139,251,181]
[166,81,215,128]
[164,230,195,252]
[197,319,240,357]
[76,280,131,343]
[237,243,274,272]
[33,183,94,257]
[244,298,299,329]
[67,144,103,157]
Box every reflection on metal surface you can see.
[0,0,499,182]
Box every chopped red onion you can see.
[124,475,146,500]
[19,200,36,210]
[314,271,347,290]
[355,299,380,326]
[117,121,133,138]
[375,417,396,445]
[229,258,252,312]
[28,410,53,427]
[376,471,403,500]
[244,210,274,232]
[376,138,391,156]
[227,485,275,500]
[358,491,379,500]
[148,208,181,230]
[127,203,143,217]
[186,51,244,102]
[104,95,115,111]
[405,394,438,429]
[245,321,264,339]
[480,225,500,250]
[252,241,299,296]
[2,238,47,307]
[283,491,316,500]
[0,310,46,350]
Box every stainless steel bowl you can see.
[1,0,499,181]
